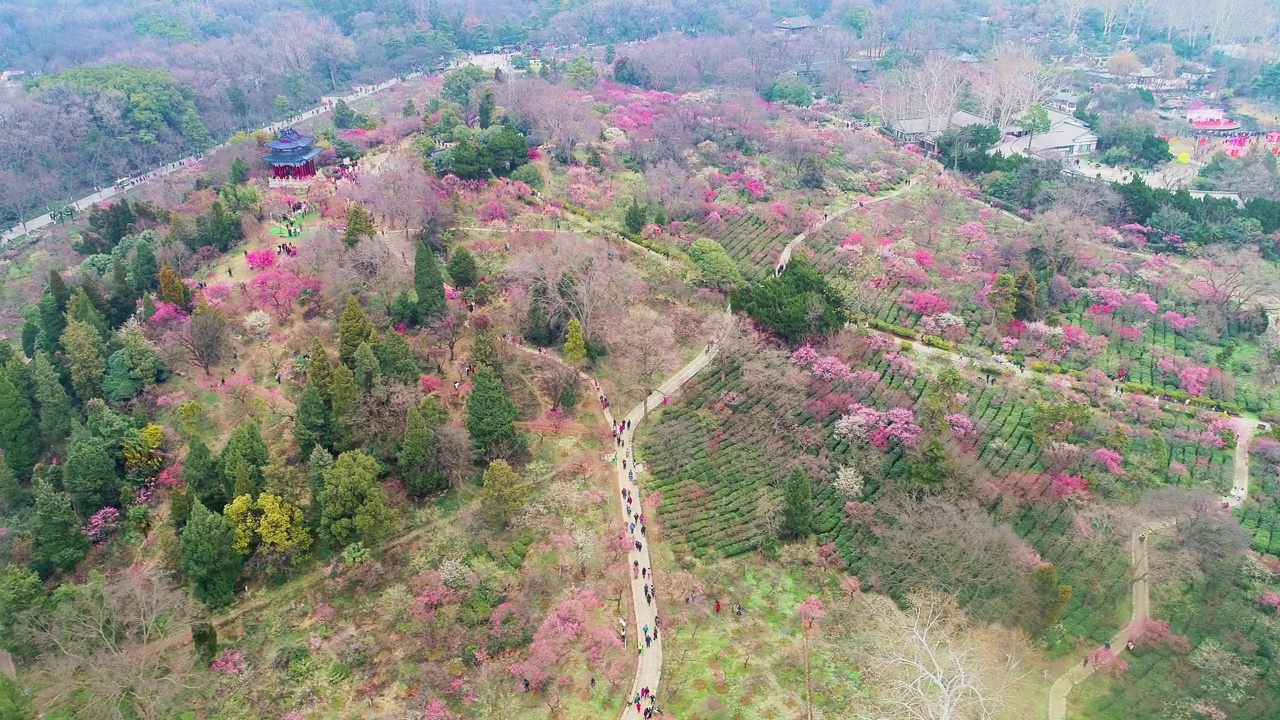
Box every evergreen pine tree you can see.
[342,204,376,248]
[352,341,381,392]
[1014,270,1039,321]
[60,319,105,402]
[991,272,1017,325]
[306,445,334,530]
[157,263,189,307]
[623,200,647,234]
[0,563,43,657]
[402,99,417,117]
[446,245,479,287]
[64,432,119,516]
[180,500,244,608]
[77,274,113,323]
[480,459,528,527]
[131,240,158,294]
[332,99,356,129]
[477,87,496,129]
[399,405,443,498]
[782,467,812,539]
[294,383,331,458]
[220,419,268,500]
[182,436,225,511]
[32,478,89,572]
[317,450,392,547]
[0,452,20,512]
[169,485,193,533]
[338,296,376,366]
[563,318,587,367]
[229,158,250,184]
[414,240,447,322]
[0,374,41,478]
[466,366,523,459]
[306,337,334,398]
[107,259,136,326]
[328,363,360,451]
[30,353,73,446]
[374,331,420,383]
[66,288,109,341]
[36,271,70,354]
[19,317,37,360]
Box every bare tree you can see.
[20,566,196,720]
[618,315,679,414]
[972,46,1059,129]
[1058,0,1091,36]
[856,591,1033,720]
[511,235,638,344]
[176,304,228,375]
[1189,247,1276,328]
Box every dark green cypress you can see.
[414,240,447,322]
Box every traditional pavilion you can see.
[261,128,321,180]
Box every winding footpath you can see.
[774,180,917,276]
[605,348,716,718]
[514,340,717,718]
[1047,419,1259,719]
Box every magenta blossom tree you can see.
[798,596,825,628]
[245,248,276,270]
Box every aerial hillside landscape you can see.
[1,1,1280,719]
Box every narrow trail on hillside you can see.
[1046,420,1256,719]
[774,180,917,276]
[513,335,719,719]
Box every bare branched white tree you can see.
[857,591,1033,720]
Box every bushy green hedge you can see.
[920,334,954,351]
[1119,381,1243,414]
[866,318,917,339]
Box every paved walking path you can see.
[1225,418,1261,507]
[1046,518,1171,720]
[1045,421,1258,718]
[513,338,717,718]
[774,180,916,276]
[606,348,714,718]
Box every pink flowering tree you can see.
[1049,473,1088,500]
[1094,448,1125,475]
[245,248,276,270]
[1258,590,1280,610]
[247,267,322,321]
[906,290,950,315]
[421,698,456,720]
[1129,617,1190,652]
[835,403,921,449]
[506,589,622,691]
[1085,646,1129,676]
[211,648,247,674]
[797,596,825,628]
[83,507,122,543]
[1161,311,1197,333]
[945,413,975,439]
